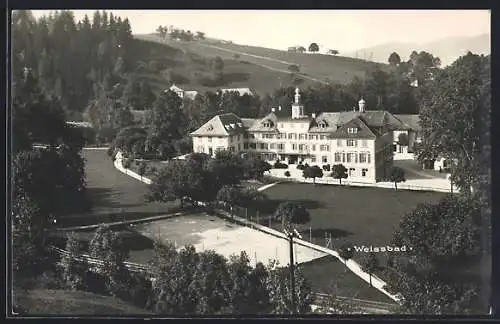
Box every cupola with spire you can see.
[358,97,366,113]
[291,87,305,119]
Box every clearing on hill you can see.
[130,34,387,96]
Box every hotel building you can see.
[190,88,414,183]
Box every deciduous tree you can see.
[388,166,406,190]
[274,201,310,232]
[331,164,348,184]
[303,165,323,184]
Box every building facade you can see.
[191,88,409,183]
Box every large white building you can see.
[190,88,416,183]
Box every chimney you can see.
[358,98,366,113]
[271,107,276,113]
[311,113,316,119]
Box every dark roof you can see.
[394,114,421,131]
[329,117,377,139]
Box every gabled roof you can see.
[184,90,199,100]
[169,84,184,92]
[248,112,281,132]
[190,113,246,137]
[329,116,377,139]
[241,118,258,128]
[394,114,421,131]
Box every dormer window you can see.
[347,127,358,134]
[263,120,274,128]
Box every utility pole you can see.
[284,227,302,314]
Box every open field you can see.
[257,182,446,250]
[133,211,394,303]
[14,289,153,316]
[133,212,326,266]
[57,150,179,228]
[133,35,387,95]
[129,37,319,96]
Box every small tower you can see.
[358,98,366,113]
[291,88,304,119]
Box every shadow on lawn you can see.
[48,226,155,253]
[260,198,325,214]
[85,187,145,209]
[56,210,179,227]
[302,228,353,240]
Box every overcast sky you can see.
[31,10,490,52]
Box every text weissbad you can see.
[353,245,413,252]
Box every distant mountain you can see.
[345,34,490,66]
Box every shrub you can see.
[284,171,291,177]
[304,163,310,168]
[123,158,132,169]
[135,160,141,166]
[323,164,331,171]
[150,166,157,174]
[273,161,288,169]
[296,164,305,170]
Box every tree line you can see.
[12,10,134,121]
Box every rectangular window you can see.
[299,134,305,140]
[311,156,316,163]
[197,145,204,152]
[288,133,293,140]
[238,144,241,150]
[362,140,367,147]
[243,133,249,139]
[229,147,235,152]
[260,143,266,149]
[322,156,328,163]
[244,143,249,149]
[346,153,352,163]
[292,144,297,150]
[270,143,276,149]
[277,143,284,150]
[367,153,371,163]
[393,144,397,152]
[229,136,233,142]
[320,135,326,140]
[309,134,314,140]
[311,144,316,151]
[208,137,212,143]
[294,134,298,140]
[334,152,341,162]
[362,168,368,177]
[349,168,355,177]
[354,153,358,163]
[347,140,356,147]
[216,146,224,152]
[337,139,342,147]
[347,127,358,134]
[250,143,256,149]
[359,153,367,163]
[342,153,346,163]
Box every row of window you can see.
[240,141,368,151]
[309,152,371,164]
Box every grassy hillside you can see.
[14,289,153,316]
[130,34,387,96]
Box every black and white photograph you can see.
[9,9,492,317]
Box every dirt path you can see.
[198,43,330,85]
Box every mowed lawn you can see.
[57,150,179,228]
[260,182,446,250]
